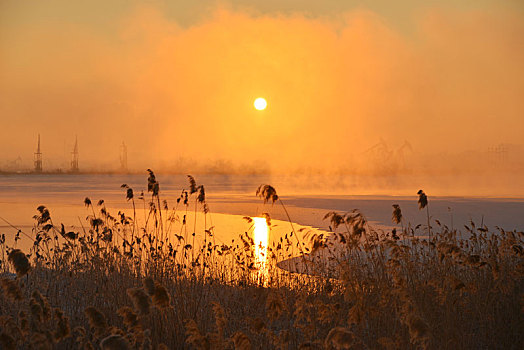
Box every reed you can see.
[0,172,521,349]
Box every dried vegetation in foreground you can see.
[0,171,523,349]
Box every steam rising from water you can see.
[1,2,523,196]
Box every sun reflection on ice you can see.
[252,217,269,275]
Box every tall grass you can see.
[0,171,522,349]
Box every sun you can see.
[254,97,267,111]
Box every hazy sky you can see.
[1,0,523,171]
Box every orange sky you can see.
[0,1,523,173]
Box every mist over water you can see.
[1,174,522,240]
[1,2,523,196]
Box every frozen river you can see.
[0,173,523,252]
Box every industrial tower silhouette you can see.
[34,134,42,173]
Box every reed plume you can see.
[142,277,155,296]
[29,298,43,324]
[198,185,206,203]
[392,204,402,225]
[100,334,131,350]
[53,308,70,341]
[231,331,251,350]
[185,319,209,350]
[117,307,138,330]
[147,169,159,196]
[152,282,170,309]
[417,190,427,209]
[0,316,21,348]
[29,332,53,349]
[0,279,22,301]
[406,314,430,348]
[266,291,285,321]
[85,307,108,338]
[127,288,151,316]
[188,175,198,194]
[212,302,226,338]
[209,301,227,347]
[249,317,265,334]
[256,185,278,204]
[31,290,51,321]
[417,190,431,237]
[324,327,366,349]
[8,249,30,277]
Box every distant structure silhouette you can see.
[71,136,79,172]
[488,144,508,164]
[34,134,42,173]
[365,139,392,163]
[395,140,413,169]
[364,139,412,174]
[120,141,128,172]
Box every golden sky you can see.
[0,0,523,172]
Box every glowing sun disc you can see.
[254,97,267,111]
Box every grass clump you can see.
[0,172,521,349]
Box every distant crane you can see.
[364,138,392,163]
[395,140,413,169]
[34,134,42,173]
[71,137,79,172]
[363,139,413,174]
[120,141,128,172]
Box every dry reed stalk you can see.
[0,278,22,300]
[19,311,29,334]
